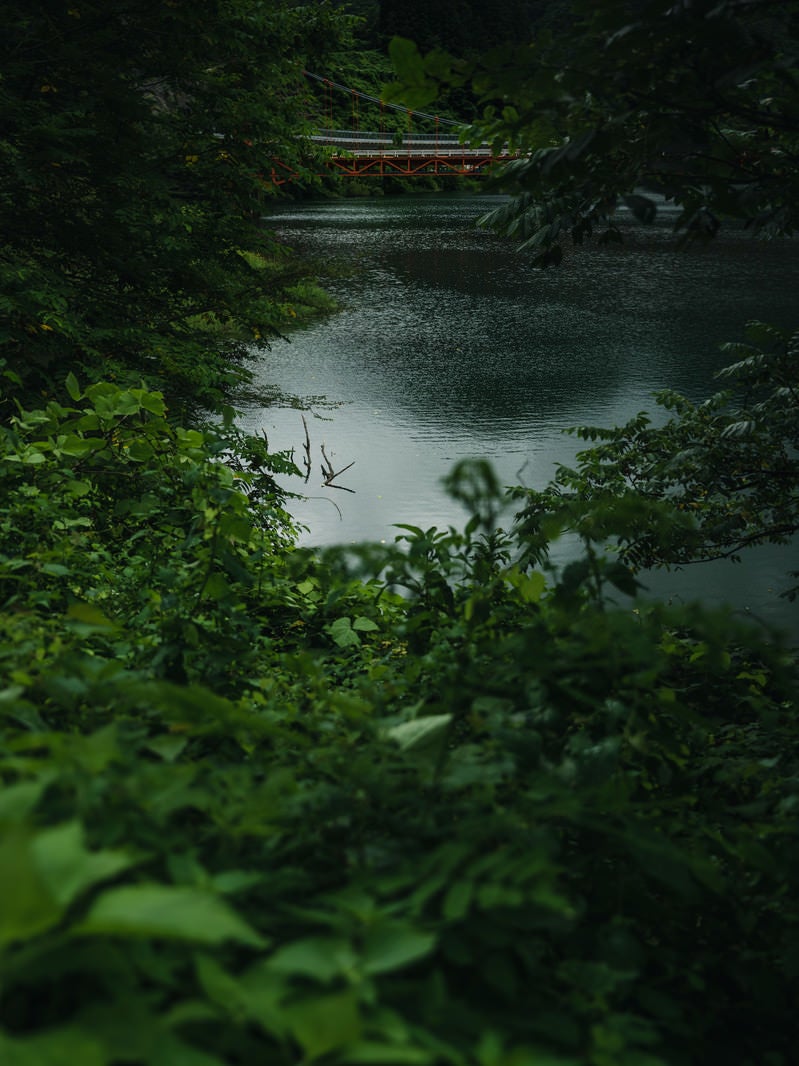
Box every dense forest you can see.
[311,1,573,126]
[362,0,567,56]
[1,2,798,1065]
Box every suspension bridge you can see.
[270,71,518,183]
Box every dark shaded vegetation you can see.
[0,2,797,1064]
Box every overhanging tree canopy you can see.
[0,0,348,410]
[385,0,799,589]
[387,0,799,258]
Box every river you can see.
[239,193,798,636]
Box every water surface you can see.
[240,194,798,633]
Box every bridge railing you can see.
[309,129,499,153]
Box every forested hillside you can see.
[320,0,572,122]
[329,0,572,53]
[0,3,797,1065]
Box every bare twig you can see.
[515,459,530,487]
[303,494,345,519]
[300,414,312,482]
[320,442,356,491]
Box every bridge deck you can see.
[270,129,518,183]
[306,129,516,178]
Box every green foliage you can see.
[384,1,799,600]
[0,376,304,689]
[512,320,799,596]
[0,0,350,410]
[385,0,799,260]
[1,3,798,1062]
[379,1,557,65]
[1,418,798,1063]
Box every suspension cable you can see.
[303,70,463,128]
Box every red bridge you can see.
[270,72,519,183]
[305,129,517,178]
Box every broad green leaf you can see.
[139,391,167,415]
[504,568,546,603]
[195,952,252,1018]
[0,1025,106,1066]
[125,439,155,462]
[361,922,436,975]
[0,828,63,945]
[284,991,361,1060]
[328,616,361,648]
[148,1034,227,1066]
[266,936,357,981]
[68,724,122,775]
[622,193,657,224]
[211,870,263,895]
[442,879,473,921]
[0,775,55,822]
[40,561,70,577]
[65,372,82,402]
[604,562,642,597]
[32,821,135,908]
[85,383,142,418]
[386,715,452,752]
[352,616,379,633]
[75,884,267,947]
[344,1042,434,1064]
[196,954,287,1038]
[58,435,105,458]
[203,573,232,600]
[145,734,188,762]
[388,37,427,87]
[19,449,46,464]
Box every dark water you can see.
[240,194,798,635]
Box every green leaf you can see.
[442,879,473,921]
[0,857,60,947]
[344,1043,434,1064]
[386,715,452,752]
[266,936,357,981]
[66,601,117,631]
[211,870,263,895]
[388,37,427,87]
[139,391,167,416]
[0,775,55,822]
[59,436,106,458]
[361,922,436,975]
[40,562,70,577]
[32,821,135,908]
[125,439,155,462]
[75,884,267,947]
[148,1034,228,1066]
[505,568,546,603]
[604,562,642,597]
[195,953,254,1019]
[328,617,361,648]
[352,616,380,633]
[0,1026,106,1066]
[622,194,657,224]
[284,991,361,1061]
[195,957,293,1041]
[65,372,82,402]
[145,735,189,763]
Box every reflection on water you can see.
[239,194,798,635]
